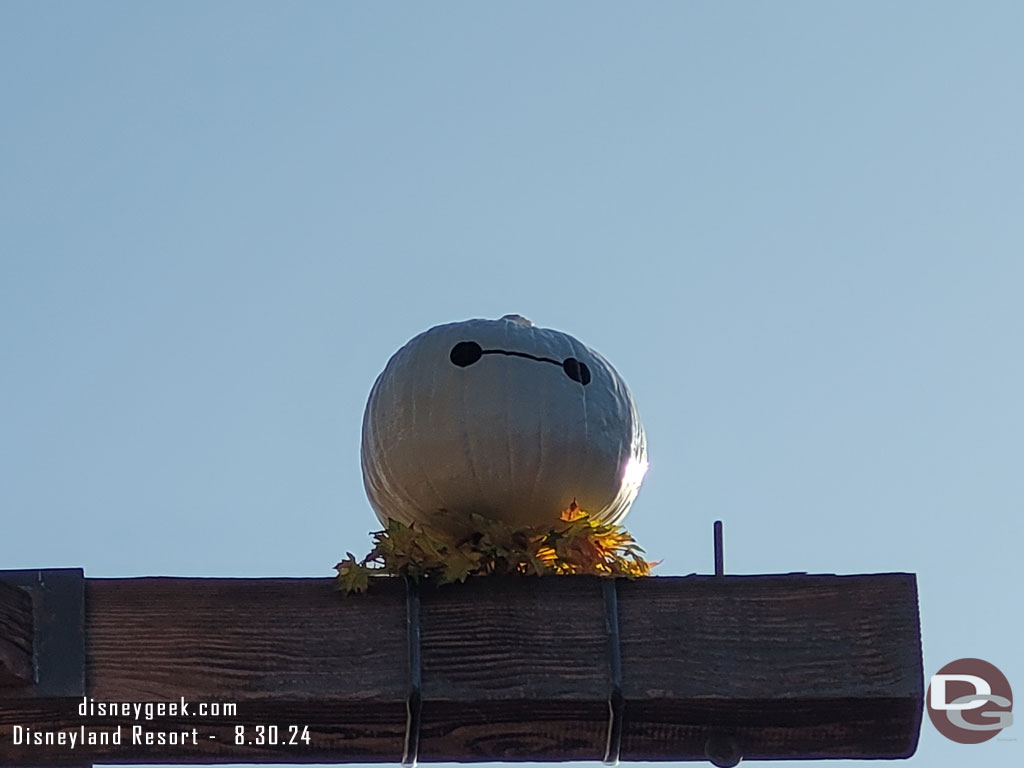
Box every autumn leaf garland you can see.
[335,504,656,594]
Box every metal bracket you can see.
[402,575,423,768]
[706,524,743,767]
[602,578,624,765]
[0,568,85,699]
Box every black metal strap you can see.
[0,568,85,699]
[602,578,624,765]
[402,576,423,768]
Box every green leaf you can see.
[335,554,371,595]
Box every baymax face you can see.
[361,315,647,531]
[449,337,593,386]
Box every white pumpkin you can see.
[360,315,647,532]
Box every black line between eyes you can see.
[480,349,561,365]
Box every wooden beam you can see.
[0,572,923,766]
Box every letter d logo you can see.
[930,674,991,710]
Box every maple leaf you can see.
[560,499,586,522]
[440,547,481,584]
[334,507,657,594]
[334,553,371,594]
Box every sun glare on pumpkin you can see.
[621,455,649,488]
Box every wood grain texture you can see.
[0,580,34,686]
[617,574,924,759]
[0,572,923,766]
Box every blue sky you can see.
[1,2,1021,767]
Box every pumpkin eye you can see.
[450,341,483,367]
[562,357,592,385]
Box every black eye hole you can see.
[562,357,592,385]
[450,341,483,367]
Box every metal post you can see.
[713,520,724,577]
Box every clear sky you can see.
[1,2,1021,767]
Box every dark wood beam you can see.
[0,571,923,766]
